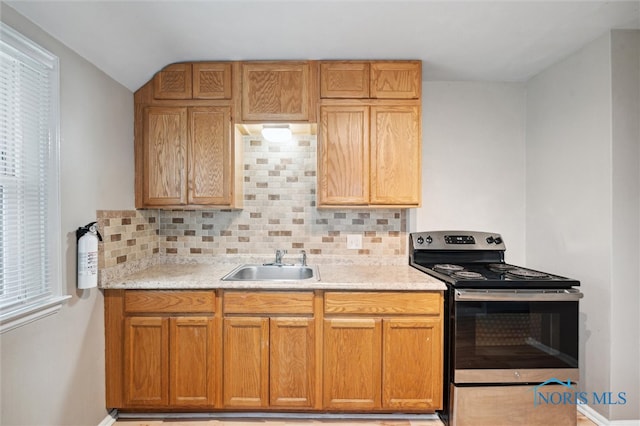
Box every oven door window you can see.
[454,301,578,369]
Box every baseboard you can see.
[116,412,440,420]
[97,409,118,426]
[578,405,640,426]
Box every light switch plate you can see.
[347,234,362,250]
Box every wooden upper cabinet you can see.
[371,61,421,99]
[241,62,311,121]
[193,62,232,99]
[321,61,421,99]
[188,107,232,205]
[318,103,421,207]
[320,62,370,99]
[318,105,369,205]
[154,62,232,99]
[141,106,234,208]
[143,107,188,206]
[154,64,193,100]
[370,104,421,205]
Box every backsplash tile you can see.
[159,135,407,258]
[97,209,159,268]
[98,133,409,280]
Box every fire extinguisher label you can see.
[79,251,98,276]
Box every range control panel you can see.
[444,235,475,245]
[410,230,506,251]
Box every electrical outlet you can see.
[347,234,362,250]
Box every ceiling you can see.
[4,1,640,92]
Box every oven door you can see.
[452,288,581,384]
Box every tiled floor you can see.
[114,411,597,426]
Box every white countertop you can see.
[100,262,446,291]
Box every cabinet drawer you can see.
[124,291,215,314]
[223,291,314,314]
[324,292,441,315]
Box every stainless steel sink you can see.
[222,264,320,281]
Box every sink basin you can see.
[222,264,320,281]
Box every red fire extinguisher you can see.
[76,222,103,289]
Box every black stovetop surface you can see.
[410,261,580,289]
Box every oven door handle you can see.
[454,288,583,302]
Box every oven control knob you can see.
[416,236,424,245]
[486,236,495,244]
[425,235,433,244]
[494,237,503,244]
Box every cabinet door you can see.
[318,105,370,205]
[382,318,442,410]
[143,107,188,206]
[169,317,216,407]
[370,61,421,99]
[223,317,269,408]
[270,317,316,408]
[154,63,192,100]
[323,318,382,409]
[188,107,232,205]
[320,61,369,98]
[123,316,169,407]
[193,62,232,99]
[241,62,310,121]
[370,105,421,206]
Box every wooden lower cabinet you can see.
[382,318,442,410]
[123,315,215,408]
[323,318,382,409]
[106,289,442,413]
[124,316,169,407]
[322,292,443,412]
[170,317,216,406]
[222,317,269,408]
[105,290,217,410]
[270,317,316,408]
[221,291,318,410]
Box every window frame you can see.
[0,22,69,333]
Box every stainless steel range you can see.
[409,231,582,426]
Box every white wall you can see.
[0,4,134,426]
[610,29,640,422]
[414,82,527,264]
[526,30,640,421]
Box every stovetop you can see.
[411,261,579,288]
[409,231,580,289]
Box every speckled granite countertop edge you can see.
[99,257,446,291]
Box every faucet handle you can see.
[275,249,287,263]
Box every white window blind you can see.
[0,22,67,333]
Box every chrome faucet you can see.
[274,249,287,265]
[300,250,307,266]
